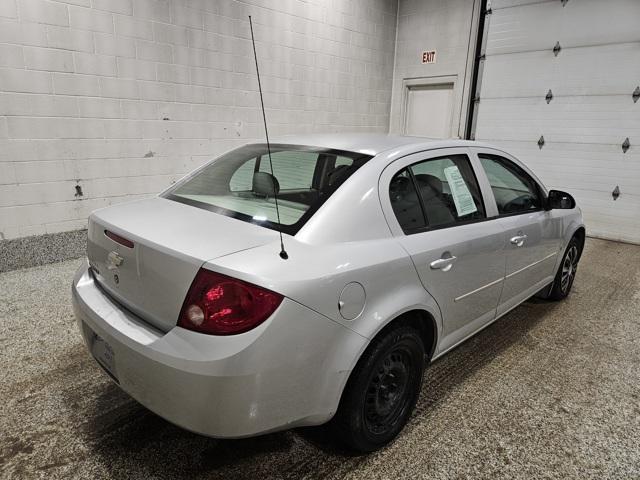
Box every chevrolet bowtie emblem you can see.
[107,251,124,270]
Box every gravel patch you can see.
[0,230,87,273]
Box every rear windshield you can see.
[163,144,372,235]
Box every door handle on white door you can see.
[430,256,457,271]
[510,234,528,247]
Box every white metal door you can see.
[474,0,640,243]
[404,83,454,138]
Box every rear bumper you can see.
[72,261,366,438]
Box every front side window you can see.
[165,144,371,235]
[478,154,542,215]
[390,154,486,233]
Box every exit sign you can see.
[422,50,437,64]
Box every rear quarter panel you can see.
[207,237,443,343]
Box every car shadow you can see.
[82,297,561,479]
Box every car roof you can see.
[271,133,495,156]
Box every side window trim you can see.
[403,213,497,235]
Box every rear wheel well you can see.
[376,309,437,360]
[335,310,437,411]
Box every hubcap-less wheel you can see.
[561,245,578,293]
[329,326,424,452]
[364,348,412,435]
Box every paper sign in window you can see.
[443,166,477,217]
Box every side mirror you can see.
[547,190,575,210]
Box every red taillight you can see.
[178,269,283,335]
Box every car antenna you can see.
[248,15,288,260]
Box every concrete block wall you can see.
[0,0,398,240]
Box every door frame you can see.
[401,75,458,138]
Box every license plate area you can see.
[86,325,119,384]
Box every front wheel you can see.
[547,237,581,300]
[329,325,425,452]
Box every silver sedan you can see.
[72,134,585,452]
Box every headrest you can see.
[414,174,442,198]
[327,164,350,187]
[252,171,280,198]
[390,175,411,200]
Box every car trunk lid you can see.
[87,197,279,332]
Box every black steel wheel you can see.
[329,324,425,452]
[363,347,413,435]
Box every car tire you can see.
[547,237,581,301]
[329,324,425,453]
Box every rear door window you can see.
[389,154,486,233]
[390,169,427,232]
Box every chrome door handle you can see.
[430,256,457,272]
[510,234,528,247]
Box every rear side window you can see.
[390,154,485,233]
[164,144,371,235]
[478,154,542,215]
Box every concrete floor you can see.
[1,238,639,479]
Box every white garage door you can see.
[474,0,640,243]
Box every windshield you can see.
[163,144,372,235]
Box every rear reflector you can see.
[104,230,134,248]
